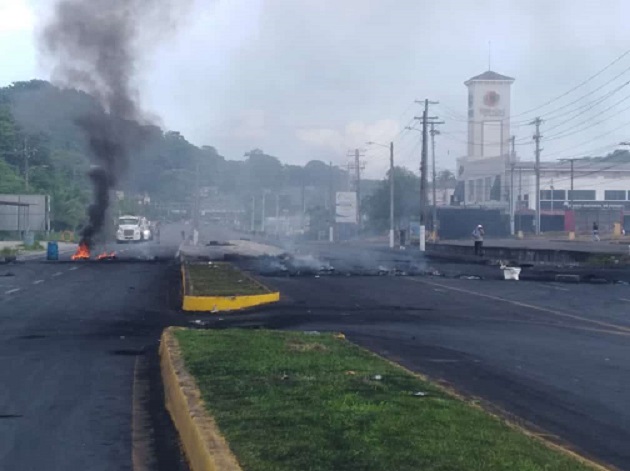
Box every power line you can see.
[542,93,630,142]
[540,82,630,138]
[543,118,630,159]
[511,48,630,119]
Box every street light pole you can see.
[367,141,396,248]
[389,141,395,248]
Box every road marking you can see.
[408,278,630,334]
[4,289,20,295]
[52,272,63,277]
[552,285,570,291]
[68,266,79,271]
[33,280,44,285]
[620,298,630,303]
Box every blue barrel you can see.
[47,241,59,261]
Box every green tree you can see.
[364,167,420,231]
[0,159,24,193]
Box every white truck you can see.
[116,215,152,243]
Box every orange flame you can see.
[72,242,90,260]
[96,251,116,261]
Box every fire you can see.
[96,251,116,261]
[72,242,90,260]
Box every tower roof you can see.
[465,70,515,85]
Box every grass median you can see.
[186,262,269,297]
[174,329,597,471]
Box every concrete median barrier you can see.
[160,328,242,471]
[181,262,279,312]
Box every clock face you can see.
[483,91,500,107]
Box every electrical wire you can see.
[542,93,630,142]
[510,48,630,119]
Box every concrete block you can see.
[555,274,580,283]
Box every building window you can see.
[540,190,566,200]
[568,190,596,201]
[467,180,475,201]
[604,190,626,201]
[484,176,492,200]
[475,179,483,202]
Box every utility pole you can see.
[193,157,200,229]
[355,148,361,229]
[389,141,395,248]
[415,99,439,251]
[261,190,267,233]
[429,122,444,239]
[329,161,335,242]
[510,135,516,235]
[250,195,255,233]
[559,157,580,234]
[518,167,523,233]
[275,193,280,237]
[23,137,30,192]
[531,117,543,234]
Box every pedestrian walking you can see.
[472,224,485,256]
[592,221,600,242]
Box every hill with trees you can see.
[0,80,348,232]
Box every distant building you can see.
[511,160,630,233]
[454,69,630,234]
[457,70,515,206]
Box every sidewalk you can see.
[437,238,630,255]
[0,241,77,261]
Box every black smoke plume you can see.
[39,0,187,247]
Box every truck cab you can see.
[116,215,151,243]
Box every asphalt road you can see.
[4,220,630,470]
[201,259,630,470]
[0,232,188,471]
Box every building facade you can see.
[512,161,630,233]
[458,70,515,207]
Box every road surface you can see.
[3,221,630,470]
[0,231,188,471]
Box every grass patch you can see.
[186,263,270,297]
[585,254,630,266]
[174,329,596,471]
[19,242,45,252]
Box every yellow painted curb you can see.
[181,264,280,312]
[160,328,242,471]
[183,291,280,312]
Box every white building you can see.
[511,160,630,233]
[457,70,515,206]
[454,70,630,233]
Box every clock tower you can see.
[457,70,515,205]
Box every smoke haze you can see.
[39,0,189,246]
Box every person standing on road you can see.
[472,224,485,256]
[593,221,600,242]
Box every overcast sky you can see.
[3,0,630,178]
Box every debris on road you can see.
[500,263,521,281]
